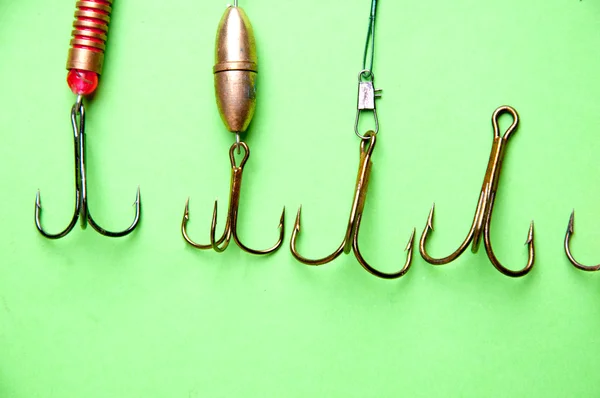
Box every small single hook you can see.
[290,132,415,279]
[564,211,600,271]
[182,141,285,255]
[419,106,534,277]
[355,70,382,139]
[35,97,141,239]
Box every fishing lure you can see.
[35,0,141,239]
[181,1,285,254]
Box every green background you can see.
[1,0,600,396]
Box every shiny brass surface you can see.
[66,0,113,74]
[290,132,415,279]
[181,142,285,255]
[214,6,258,133]
[419,106,535,277]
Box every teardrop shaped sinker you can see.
[213,6,258,133]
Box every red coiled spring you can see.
[66,0,113,95]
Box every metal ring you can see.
[359,69,373,82]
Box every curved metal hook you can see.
[182,141,285,255]
[564,211,600,271]
[290,133,415,279]
[419,106,534,277]
[35,97,141,239]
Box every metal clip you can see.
[355,70,381,139]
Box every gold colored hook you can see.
[419,106,534,277]
[564,211,600,271]
[290,132,415,279]
[182,142,285,255]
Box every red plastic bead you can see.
[67,69,98,96]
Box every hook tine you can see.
[34,189,80,239]
[181,198,229,250]
[87,186,141,237]
[483,219,535,278]
[233,206,285,255]
[290,206,346,265]
[565,211,600,271]
[419,203,477,266]
[352,213,414,279]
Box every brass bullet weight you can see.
[213,5,258,133]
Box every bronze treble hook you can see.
[419,106,535,277]
[182,142,285,254]
[290,132,415,279]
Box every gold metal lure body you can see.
[214,6,258,133]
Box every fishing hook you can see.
[419,105,534,277]
[290,132,415,279]
[35,97,141,239]
[182,142,285,254]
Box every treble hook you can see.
[564,211,600,271]
[182,142,285,255]
[290,132,415,279]
[35,96,141,239]
[419,106,535,277]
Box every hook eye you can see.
[229,141,249,169]
[359,131,377,155]
[492,105,519,140]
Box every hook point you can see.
[133,186,141,205]
[279,206,286,226]
[405,228,416,252]
[294,206,302,231]
[568,210,575,234]
[183,197,191,219]
[426,203,436,230]
[525,221,534,245]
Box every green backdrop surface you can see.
[1,0,600,396]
